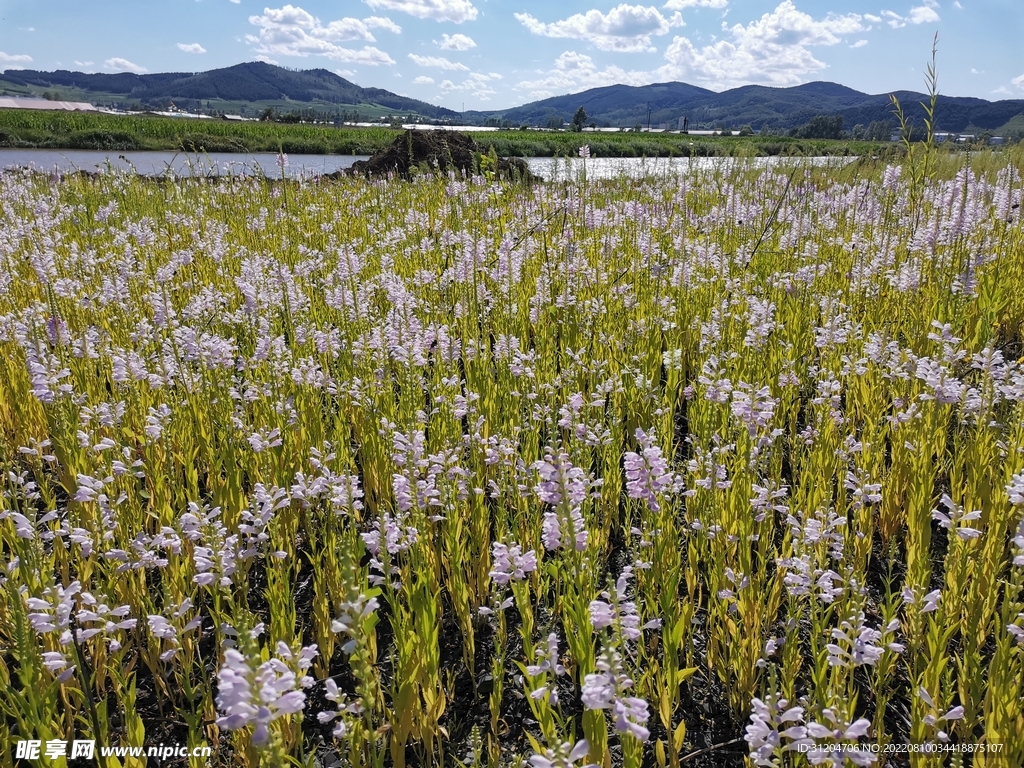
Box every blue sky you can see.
[1,0,1021,109]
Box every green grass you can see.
[0,108,900,157]
[0,109,394,154]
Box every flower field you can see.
[1,150,1023,768]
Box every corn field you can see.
[1,148,1024,768]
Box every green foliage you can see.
[0,110,896,158]
[571,106,588,133]
[791,115,845,140]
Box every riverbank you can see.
[0,109,898,158]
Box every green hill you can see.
[486,80,1024,134]
[0,61,459,120]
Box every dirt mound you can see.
[336,130,539,182]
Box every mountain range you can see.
[496,80,1024,134]
[2,61,1022,134]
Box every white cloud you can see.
[908,5,940,24]
[663,0,727,8]
[516,50,653,99]
[882,3,940,28]
[881,11,906,27]
[105,57,147,73]
[954,0,962,7]
[408,53,469,71]
[247,5,396,65]
[970,67,983,74]
[658,1,865,89]
[863,13,881,22]
[1013,73,1024,90]
[0,51,33,63]
[364,16,402,33]
[850,39,868,48]
[413,75,435,84]
[437,33,476,50]
[515,4,682,53]
[177,43,207,53]
[253,6,375,41]
[438,71,502,100]
[992,86,1011,96]
[363,0,478,23]
[74,60,94,67]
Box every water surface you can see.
[0,149,369,179]
[0,149,853,181]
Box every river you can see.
[0,148,853,181]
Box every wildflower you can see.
[1007,613,1024,645]
[533,450,595,551]
[247,428,283,453]
[26,582,136,653]
[1006,472,1024,506]
[744,695,811,766]
[1012,515,1024,567]
[319,678,363,739]
[580,649,650,741]
[362,512,419,557]
[623,428,677,512]
[331,593,380,655]
[917,687,964,742]
[45,315,69,345]
[805,709,875,766]
[529,739,592,768]
[144,404,172,442]
[902,586,941,613]
[215,642,317,746]
[578,145,591,159]
[730,383,777,436]
[844,471,882,509]
[40,650,76,683]
[147,598,202,662]
[698,355,733,403]
[589,566,658,641]
[778,554,845,604]
[750,481,789,521]
[329,473,364,516]
[489,541,538,585]
[826,612,902,667]
[525,632,566,704]
[915,358,965,404]
[541,511,563,550]
[930,494,982,540]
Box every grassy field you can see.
[1,147,1023,768]
[0,108,897,158]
